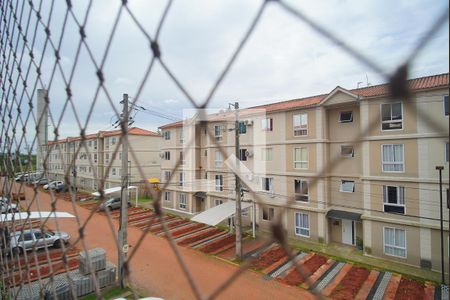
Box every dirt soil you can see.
[394,277,424,300]
[330,266,370,300]
[9,181,315,300]
[251,246,287,270]
[279,254,327,286]
[200,235,235,254]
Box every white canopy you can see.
[91,186,137,197]
[191,201,252,226]
[0,211,76,222]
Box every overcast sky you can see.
[8,0,449,144]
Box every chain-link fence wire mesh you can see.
[0,0,449,299]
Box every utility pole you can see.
[118,93,129,288]
[230,101,243,260]
[437,165,445,286]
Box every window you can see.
[112,137,116,145]
[262,207,274,221]
[164,171,171,181]
[94,154,97,163]
[88,141,92,147]
[88,167,91,173]
[295,180,308,202]
[164,151,170,160]
[164,130,171,140]
[340,180,355,192]
[239,149,247,161]
[215,175,223,191]
[384,227,406,258]
[238,122,247,134]
[215,199,223,206]
[112,168,116,176]
[383,186,405,214]
[215,150,222,167]
[382,144,404,172]
[381,103,402,130]
[341,145,354,157]
[293,113,308,136]
[444,95,449,116]
[180,152,185,165]
[179,172,184,186]
[214,125,222,141]
[179,128,184,143]
[105,153,109,163]
[105,139,109,149]
[164,191,171,201]
[446,143,449,162]
[261,118,273,131]
[295,212,310,237]
[261,148,273,161]
[119,152,122,160]
[339,111,353,123]
[261,177,273,192]
[94,140,97,149]
[179,194,187,209]
[294,147,308,169]
[204,149,207,157]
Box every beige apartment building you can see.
[159,73,449,271]
[44,127,161,191]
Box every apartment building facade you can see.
[43,127,161,191]
[159,73,449,271]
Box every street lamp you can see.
[437,165,445,285]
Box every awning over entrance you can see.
[191,201,252,226]
[1,211,75,222]
[193,192,207,199]
[326,209,361,221]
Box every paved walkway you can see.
[15,184,315,300]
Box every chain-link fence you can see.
[0,0,449,299]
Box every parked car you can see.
[54,182,69,193]
[9,228,70,254]
[98,197,131,211]
[33,178,49,186]
[0,197,18,214]
[14,173,26,182]
[43,181,63,190]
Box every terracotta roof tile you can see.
[159,72,449,128]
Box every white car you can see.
[10,229,70,254]
[43,181,63,190]
[0,197,18,214]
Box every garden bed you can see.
[150,219,189,233]
[177,228,222,246]
[278,254,327,286]
[170,223,206,238]
[330,266,370,300]
[251,246,287,270]
[199,234,235,254]
[394,277,424,300]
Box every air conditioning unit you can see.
[245,173,254,181]
[245,150,253,158]
[159,153,165,158]
[245,120,254,126]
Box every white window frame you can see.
[383,185,405,214]
[214,150,223,167]
[215,174,223,191]
[381,144,404,173]
[381,102,403,131]
[262,207,274,221]
[339,111,353,123]
[164,171,171,182]
[261,118,273,131]
[214,199,223,206]
[164,151,170,160]
[294,179,309,202]
[261,177,273,192]
[164,191,171,201]
[179,128,184,144]
[293,113,308,136]
[340,180,355,193]
[179,172,184,187]
[294,147,308,169]
[383,227,407,258]
[179,194,187,209]
[341,145,354,158]
[112,137,116,145]
[261,148,273,161]
[180,151,185,165]
[239,148,247,161]
[164,130,171,140]
[214,125,223,141]
[294,212,310,237]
